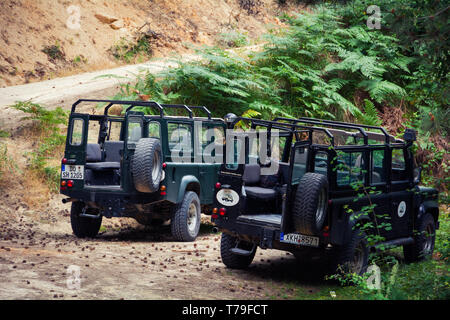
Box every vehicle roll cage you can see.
[71,99,214,120]
[227,116,404,148]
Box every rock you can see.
[94,13,118,24]
[110,20,124,30]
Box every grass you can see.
[110,35,153,63]
[0,143,16,182]
[216,30,249,48]
[0,130,10,138]
[72,55,88,66]
[11,101,68,193]
[308,211,450,300]
[42,41,65,61]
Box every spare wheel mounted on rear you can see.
[132,138,163,193]
[292,172,328,236]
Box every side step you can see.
[371,237,414,252]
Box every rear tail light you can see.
[322,225,330,237]
[211,214,218,219]
[162,162,167,169]
[62,158,68,164]
[61,181,67,187]
[215,182,221,189]
[67,180,74,188]
[219,208,226,216]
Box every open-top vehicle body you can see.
[61,99,226,241]
[212,115,439,274]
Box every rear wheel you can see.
[171,191,201,242]
[403,213,436,262]
[70,201,102,238]
[220,233,256,269]
[292,173,328,236]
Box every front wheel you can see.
[70,201,102,238]
[330,228,369,276]
[403,213,436,262]
[171,191,201,242]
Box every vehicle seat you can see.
[243,164,277,200]
[85,143,120,171]
[104,141,123,162]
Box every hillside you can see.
[0,0,296,87]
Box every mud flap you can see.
[260,228,275,249]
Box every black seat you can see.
[85,143,121,171]
[104,141,123,162]
[245,186,277,198]
[243,164,277,200]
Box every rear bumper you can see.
[60,188,165,217]
[212,217,327,251]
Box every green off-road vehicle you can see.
[211,115,439,275]
[60,99,226,241]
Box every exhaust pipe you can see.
[62,198,76,204]
[212,227,219,234]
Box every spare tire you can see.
[132,138,162,193]
[292,172,328,236]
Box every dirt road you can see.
[0,206,328,300]
[0,43,325,300]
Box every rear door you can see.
[122,111,145,191]
[213,132,246,220]
[281,141,311,234]
[62,114,89,189]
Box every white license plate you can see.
[280,232,319,247]
[61,165,84,180]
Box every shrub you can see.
[11,101,68,192]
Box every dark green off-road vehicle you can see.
[211,115,440,275]
[60,99,225,241]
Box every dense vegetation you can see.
[111,1,448,194]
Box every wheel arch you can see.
[176,175,200,203]
[420,200,440,228]
[343,211,372,245]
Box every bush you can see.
[11,101,68,192]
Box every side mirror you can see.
[224,113,237,128]
[413,167,422,185]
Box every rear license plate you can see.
[280,232,319,247]
[61,165,84,180]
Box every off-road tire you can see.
[329,228,369,276]
[132,138,162,193]
[292,173,328,236]
[70,201,102,238]
[403,213,436,263]
[220,233,256,269]
[171,191,201,242]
